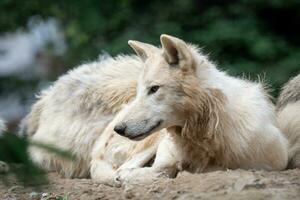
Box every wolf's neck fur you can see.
[169,48,251,171]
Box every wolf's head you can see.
[114,34,215,140]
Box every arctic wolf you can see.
[23,34,289,186]
[277,74,300,168]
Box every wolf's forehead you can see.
[142,56,170,83]
[145,55,168,72]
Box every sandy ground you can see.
[1,169,300,200]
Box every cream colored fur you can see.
[108,35,288,184]
[24,35,289,186]
[26,55,144,178]
[277,74,300,168]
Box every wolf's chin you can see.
[128,120,163,141]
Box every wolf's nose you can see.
[114,123,127,136]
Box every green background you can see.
[1,0,300,111]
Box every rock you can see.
[8,185,23,193]
[29,192,41,200]
[123,187,140,199]
[3,197,17,200]
[0,161,9,174]
[232,177,257,192]
[41,192,49,200]
[123,190,135,199]
[2,194,17,200]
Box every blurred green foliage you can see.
[1,0,300,94]
[1,0,300,95]
[0,132,47,186]
[0,132,75,186]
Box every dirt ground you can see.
[1,169,300,200]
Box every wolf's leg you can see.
[29,145,55,172]
[30,145,90,178]
[116,134,180,185]
[118,144,157,170]
[90,158,119,187]
[113,146,157,185]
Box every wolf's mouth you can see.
[129,120,163,141]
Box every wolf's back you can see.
[18,99,44,137]
[277,74,300,111]
[277,74,300,168]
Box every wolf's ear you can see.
[160,34,193,71]
[128,40,158,61]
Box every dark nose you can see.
[114,123,127,136]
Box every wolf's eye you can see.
[148,85,160,95]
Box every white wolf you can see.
[23,35,290,186]
[277,74,300,168]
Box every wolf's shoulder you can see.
[277,73,300,110]
[58,54,142,85]
[34,54,142,116]
[40,54,142,97]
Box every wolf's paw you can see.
[114,168,133,186]
[115,168,159,186]
[111,178,122,188]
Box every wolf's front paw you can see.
[115,168,159,186]
[112,177,122,188]
[115,168,133,186]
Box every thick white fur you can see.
[277,74,300,168]
[24,35,289,186]
[107,35,288,184]
[26,55,145,178]
[278,102,300,168]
